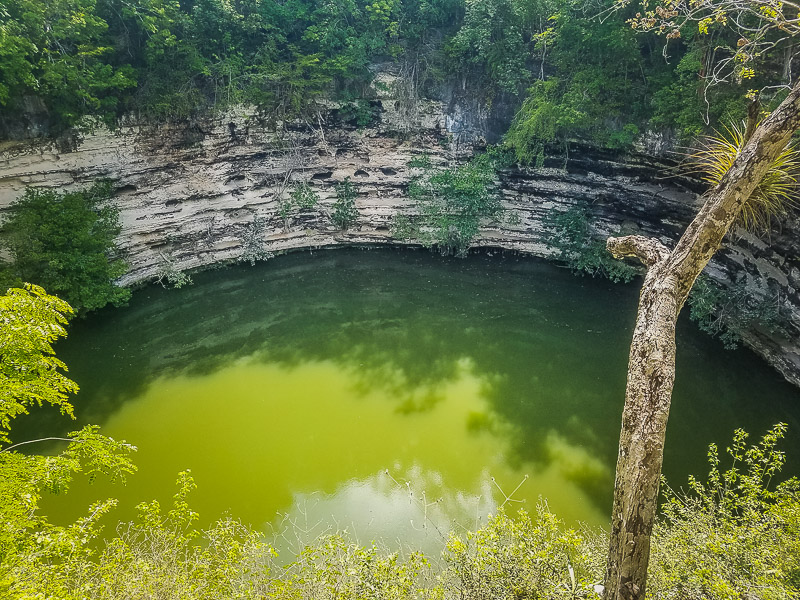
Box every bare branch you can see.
[615,0,800,90]
[607,235,670,266]
[1,437,78,453]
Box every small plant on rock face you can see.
[686,121,800,232]
[291,181,320,211]
[687,273,784,349]
[543,202,637,283]
[239,215,274,266]
[155,252,192,288]
[400,153,502,257]
[390,214,418,241]
[331,177,359,230]
[279,182,321,232]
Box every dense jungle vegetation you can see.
[1,0,793,150]
[2,0,800,598]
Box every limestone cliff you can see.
[0,78,798,387]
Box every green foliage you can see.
[0,182,130,314]
[447,0,538,99]
[0,284,76,443]
[688,274,784,350]
[291,181,321,211]
[155,252,193,289]
[240,215,275,266]
[0,287,136,599]
[331,177,360,230]
[0,0,137,129]
[276,535,436,600]
[623,0,800,98]
[687,121,800,232]
[92,471,277,600]
[0,0,464,130]
[649,423,800,599]
[396,154,501,256]
[504,78,580,166]
[336,98,379,128]
[444,504,603,599]
[503,6,661,162]
[390,214,418,241]
[0,0,787,145]
[649,49,720,140]
[543,202,638,283]
[278,181,321,232]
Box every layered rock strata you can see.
[1,95,798,388]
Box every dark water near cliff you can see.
[19,248,800,554]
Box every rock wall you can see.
[1,82,799,388]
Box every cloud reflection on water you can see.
[40,355,611,549]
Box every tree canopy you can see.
[0,181,130,314]
[1,0,795,150]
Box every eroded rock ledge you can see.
[1,97,799,389]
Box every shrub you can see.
[155,252,193,289]
[239,215,274,266]
[276,535,436,600]
[444,504,604,599]
[687,274,784,349]
[278,182,321,232]
[394,153,502,257]
[0,181,130,313]
[649,423,800,599]
[543,202,637,283]
[331,178,359,230]
[290,182,321,211]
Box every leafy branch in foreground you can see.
[619,0,800,88]
[0,284,77,443]
[648,423,800,599]
[0,284,137,599]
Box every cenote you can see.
[19,248,800,556]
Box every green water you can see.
[19,248,800,554]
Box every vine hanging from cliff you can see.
[543,201,637,283]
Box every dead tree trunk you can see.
[602,80,800,600]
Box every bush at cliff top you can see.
[0,181,130,313]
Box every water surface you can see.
[20,249,800,554]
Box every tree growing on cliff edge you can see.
[0,181,130,314]
[601,79,800,600]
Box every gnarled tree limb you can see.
[607,235,670,267]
